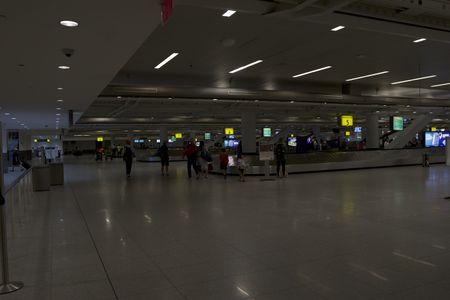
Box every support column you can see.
[241,111,257,154]
[1,127,7,175]
[365,114,379,149]
[159,127,168,143]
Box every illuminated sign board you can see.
[354,127,362,133]
[97,137,104,142]
[340,115,353,127]
[204,133,211,140]
[431,127,437,132]
[345,131,351,136]
[263,127,272,137]
[175,133,182,139]
[224,127,234,135]
[391,116,404,131]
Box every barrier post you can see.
[0,122,23,294]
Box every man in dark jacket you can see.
[183,140,199,179]
[123,140,135,177]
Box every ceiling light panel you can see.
[331,26,345,32]
[292,66,332,78]
[346,71,389,82]
[60,20,78,27]
[413,38,426,43]
[391,75,436,85]
[229,60,263,74]
[430,82,450,88]
[222,10,236,17]
[154,53,179,69]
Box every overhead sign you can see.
[431,127,437,132]
[263,127,272,137]
[225,127,234,135]
[97,137,104,142]
[340,115,353,127]
[391,116,404,131]
[171,135,176,141]
[345,131,351,136]
[204,133,211,140]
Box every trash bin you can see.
[50,163,64,185]
[32,165,50,191]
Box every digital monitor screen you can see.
[287,137,297,147]
[354,127,362,133]
[224,139,238,148]
[392,116,404,131]
[133,139,140,143]
[204,133,211,140]
[263,127,271,137]
[425,132,450,147]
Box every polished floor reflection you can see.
[3,159,450,299]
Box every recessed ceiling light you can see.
[117,96,122,99]
[293,66,332,78]
[57,87,63,90]
[430,82,450,88]
[212,98,218,101]
[413,38,426,43]
[58,65,70,70]
[56,107,62,110]
[229,60,263,74]
[154,52,179,69]
[56,113,61,116]
[60,20,78,27]
[11,117,16,120]
[391,75,436,85]
[57,99,63,102]
[254,99,259,102]
[4,112,10,116]
[20,124,24,126]
[345,71,389,82]
[331,25,345,32]
[222,10,236,17]
[376,111,380,113]
[290,101,294,103]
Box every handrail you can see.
[4,167,32,196]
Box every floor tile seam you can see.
[103,208,189,300]
[67,182,120,300]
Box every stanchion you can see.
[0,195,23,294]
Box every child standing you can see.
[237,153,246,182]
[219,148,229,179]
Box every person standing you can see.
[158,142,170,176]
[198,141,212,178]
[237,153,246,182]
[219,148,229,179]
[275,139,287,178]
[183,140,199,179]
[123,140,135,177]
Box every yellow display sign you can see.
[224,127,234,135]
[175,133,182,139]
[97,137,104,142]
[33,139,38,143]
[345,131,351,136]
[46,139,51,143]
[340,115,353,127]
[431,127,437,132]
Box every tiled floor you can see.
[3,158,450,299]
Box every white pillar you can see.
[365,114,379,149]
[241,111,257,154]
[0,122,4,194]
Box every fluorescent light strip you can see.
[331,25,345,32]
[391,75,436,85]
[154,53,179,69]
[346,71,389,82]
[293,66,332,78]
[229,60,263,74]
[430,82,450,88]
[413,38,426,43]
[223,10,236,17]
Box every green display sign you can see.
[263,127,272,137]
[205,132,211,140]
[392,116,404,131]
